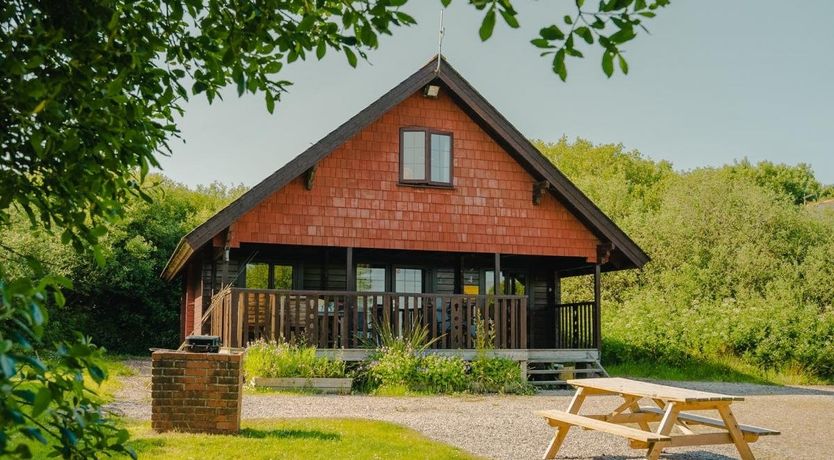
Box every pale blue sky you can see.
[158,1,834,187]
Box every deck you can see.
[207,287,529,349]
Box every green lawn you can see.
[28,419,478,460]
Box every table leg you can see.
[646,402,679,460]
[543,388,587,459]
[717,405,756,460]
[611,395,651,431]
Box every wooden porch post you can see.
[345,247,355,347]
[346,247,354,289]
[549,270,561,348]
[454,254,463,294]
[593,264,601,351]
[494,253,501,294]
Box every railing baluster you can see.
[217,288,534,351]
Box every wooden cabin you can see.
[161,56,649,381]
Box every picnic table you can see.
[536,377,779,460]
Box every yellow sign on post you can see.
[463,285,480,295]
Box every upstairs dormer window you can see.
[400,128,453,186]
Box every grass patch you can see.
[85,353,138,402]
[27,419,478,460]
[607,355,833,386]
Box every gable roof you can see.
[161,56,649,280]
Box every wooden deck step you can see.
[638,406,780,436]
[537,410,672,443]
[527,369,560,375]
[530,380,567,386]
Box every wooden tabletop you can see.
[567,377,744,403]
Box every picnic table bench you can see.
[536,377,779,460]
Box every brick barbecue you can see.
[151,350,243,434]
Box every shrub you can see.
[367,347,421,390]
[416,355,469,393]
[470,355,532,394]
[363,322,530,394]
[244,340,345,380]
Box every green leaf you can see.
[530,38,552,49]
[316,42,326,60]
[479,10,496,41]
[89,365,106,384]
[92,245,105,266]
[574,26,593,44]
[343,47,357,67]
[0,353,16,378]
[618,54,629,74]
[602,51,615,77]
[501,10,519,28]
[22,427,48,445]
[563,15,573,25]
[539,25,565,41]
[553,49,567,81]
[609,26,636,44]
[32,387,52,417]
[266,92,276,114]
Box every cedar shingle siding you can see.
[230,91,600,261]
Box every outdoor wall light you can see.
[423,84,440,98]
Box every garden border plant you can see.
[243,340,351,394]
[362,311,534,395]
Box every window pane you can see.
[357,265,386,291]
[272,265,293,289]
[402,131,425,180]
[430,134,451,183]
[395,268,423,293]
[245,263,269,289]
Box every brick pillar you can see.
[151,350,243,434]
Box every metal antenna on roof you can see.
[435,10,445,73]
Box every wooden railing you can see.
[207,288,528,350]
[555,302,597,349]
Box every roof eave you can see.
[160,237,194,281]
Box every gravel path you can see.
[109,360,834,459]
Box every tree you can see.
[1,0,669,456]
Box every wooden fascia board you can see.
[161,237,194,281]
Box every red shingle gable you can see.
[230,91,599,261]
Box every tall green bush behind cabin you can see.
[537,138,834,381]
[2,175,246,353]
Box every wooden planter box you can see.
[252,377,352,394]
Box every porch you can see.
[203,287,599,354]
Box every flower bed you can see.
[244,340,351,393]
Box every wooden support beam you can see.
[532,180,549,205]
[454,254,463,294]
[494,253,501,295]
[593,263,601,351]
[304,164,317,190]
[220,227,233,288]
[346,247,355,290]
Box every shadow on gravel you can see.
[571,453,737,460]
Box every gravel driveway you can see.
[110,360,834,459]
